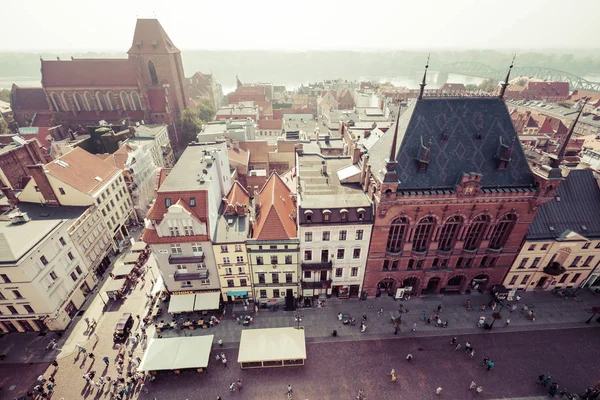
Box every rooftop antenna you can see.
[499,54,516,99]
[418,53,430,100]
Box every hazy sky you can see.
[4,0,600,51]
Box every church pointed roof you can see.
[538,118,555,134]
[368,97,534,190]
[128,19,180,54]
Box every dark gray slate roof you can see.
[527,169,600,240]
[369,97,535,190]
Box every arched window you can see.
[106,91,115,111]
[73,93,83,112]
[463,215,489,251]
[61,92,70,112]
[438,216,463,251]
[50,93,64,112]
[148,60,159,85]
[84,92,94,111]
[131,91,142,111]
[489,214,517,250]
[120,91,132,111]
[412,216,435,252]
[386,217,408,253]
[96,92,108,111]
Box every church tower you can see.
[128,19,189,144]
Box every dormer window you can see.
[304,210,313,223]
[165,198,172,207]
[323,210,331,222]
[190,197,196,207]
[340,209,349,222]
[357,208,366,221]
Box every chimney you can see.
[232,140,240,151]
[26,164,60,205]
[128,126,136,135]
[322,163,328,175]
[325,134,330,145]
[352,147,361,164]
[0,183,19,209]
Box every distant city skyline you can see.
[3,0,600,51]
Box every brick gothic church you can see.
[360,66,567,297]
[40,19,188,146]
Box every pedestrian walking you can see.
[421,312,427,322]
[84,317,90,327]
[378,307,384,315]
[482,356,489,366]
[476,386,483,396]
[51,360,58,368]
[542,375,552,387]
[236,378,243,391]
[487,360,494,371]
[505,318,511,327]
[394,323,399,335]
[406,353,413,362]
[360,322,367,333]
[455,343,462,351]
[450,337,457,346]
[391,371,397,383]
[548,383,558,398]
[88,352,95,360]
[103,356,109,366]
[229,382,236,392]
[469,349,475,359]
[221,356,228,367]
[287,384,293,394]
[357,389,365,400]
[469,381,477,390]
[218,339,223,347]
[412,322,417,332]
[436,387,443,395]
[140,383,149,394]
[465,342,472,352]
[437,304,442,312]
[76,344,83,353]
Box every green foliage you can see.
[196,98,216,122]
[0,118,8,134]
[478,78,498,93]
[465,84,478,91]
[0,89,9,103]
[177,108,204,145]
[516,78,527,87]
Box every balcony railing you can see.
[485,247,503,255]
[168,253,205,264]
[301,279,332,289]
[301,260,333,271]
[410,250,427,259]
[385,249,403,259]
[174,269,209,281]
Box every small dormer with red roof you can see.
[223,181,250,217]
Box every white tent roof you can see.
[105,278,126,293]
[138,335,214,371]
[193,292,220,311]
[112,263,135,277]
[131,241,148,252]
[168,294,196,313]
[238,328,306,363]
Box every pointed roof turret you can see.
[383,114,400,182]
[498,55,516,99]
[551,104,584,168]
[418,54,430,101]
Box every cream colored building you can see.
[504,169,600,291]
[0,204,95,332]
[248,173,300,308]
[18,147,136,246]
[213,182,253,302]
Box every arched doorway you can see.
[399,277,420,295]
[471,274,489,292]
[425,277,441,294]
[446,275,466,292]
[377,278,396,297]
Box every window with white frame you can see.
[184,225,194,236]
[223,257,231,264]
[191,243,203,253]
[169,226,180,236]
[238,266,245,274]
[170,244,182,254]
[351,267,358,277]
[236,256,244,264]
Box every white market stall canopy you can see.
[131,241,148,252]
[121,253,140,264]
[112,263,135,277]
[193,292,221,311]
[105,278,126,293]
[238,327,306,369]
[138,335,214,371]
[168,293,196,314]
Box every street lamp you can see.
[293,312,303,329]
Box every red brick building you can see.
[38,19,188,147]
[361,95,558,296]
[0,139,52,190]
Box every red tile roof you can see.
[42,59,139,88]
[228,147,249,167]
[252,173,297,240]
[525,116,539,128]
[226,181,250,208]
[128,19,180,55]
[538,118,555,134]
[102,145,133,169]
[45,147,121,195]
[147,190,208,224]
[258,119,283,130]
[10,85,49,110]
